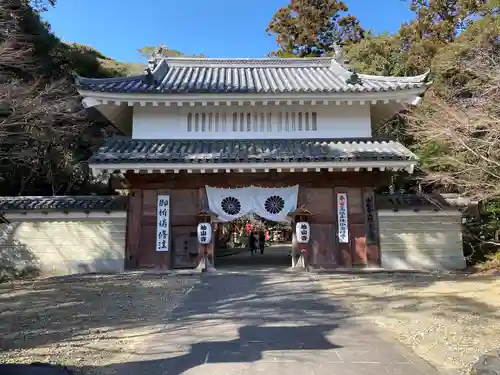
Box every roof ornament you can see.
[346,71,362,85]
[145,45,166,85]
[146,46,164,71]
[332,43,362,85]
[152,44,166,60]
[332,43,346,66]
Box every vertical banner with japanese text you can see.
[337,192,349,244]
[156,195,170,252]
[364,195,377,245]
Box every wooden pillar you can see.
[364,189,380,266]
[195,209,218,271]
[125,190,142,269]
[348,188,368,267]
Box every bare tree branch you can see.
[405,44,500,201]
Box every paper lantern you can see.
[296,222,310,244]
[197,222,212,244]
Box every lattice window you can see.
[186,110,318,133]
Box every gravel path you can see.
[314,272,500,375]
[0,272,198,373]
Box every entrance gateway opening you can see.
[206,185,299,269]
[214,214,293,268]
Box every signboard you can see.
[364,195,377,245]
[337,193,349,244]
[156,195,170,252]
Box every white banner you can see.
[337,193,349,244]
[205,186,254,222]
[205,185,299,223]
[251,185,299,222]
[156,195,170,252]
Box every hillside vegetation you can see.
[0,0,146,196]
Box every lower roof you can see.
[87,137,418,175]
[89,137,416,166]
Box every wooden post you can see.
[288,207,312,269]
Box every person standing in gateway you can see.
[258,228,265,255]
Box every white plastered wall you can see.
[131,103,372,139]
[378,210,466,270]
[0,212,126,276]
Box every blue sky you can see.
[43,0,414,63]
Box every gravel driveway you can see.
[0,272,198,373]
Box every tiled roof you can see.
[88,138,417,165]
[75,57,429,95]
[0,195,127,212]
[376,194,456,211]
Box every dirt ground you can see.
[2,270,498,375]
[315,272,500,375]
[0,272,198,374]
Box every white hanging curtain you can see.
[251,185,299,223]
[205,186,254,222]
[205,185,299,223]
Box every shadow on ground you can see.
[72,270,347,374]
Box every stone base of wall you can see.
[42,259,125,275]
[381,254,466,271]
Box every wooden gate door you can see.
[172,226,199,269]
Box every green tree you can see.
[345,33,408,76]
[346,0,490,76]
[397,0,488,73]
[266,0,365,57]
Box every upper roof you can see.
[75,57,429,95]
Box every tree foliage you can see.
[0,0,126,195]
[266,0,364,57]
[407,14,500,200]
